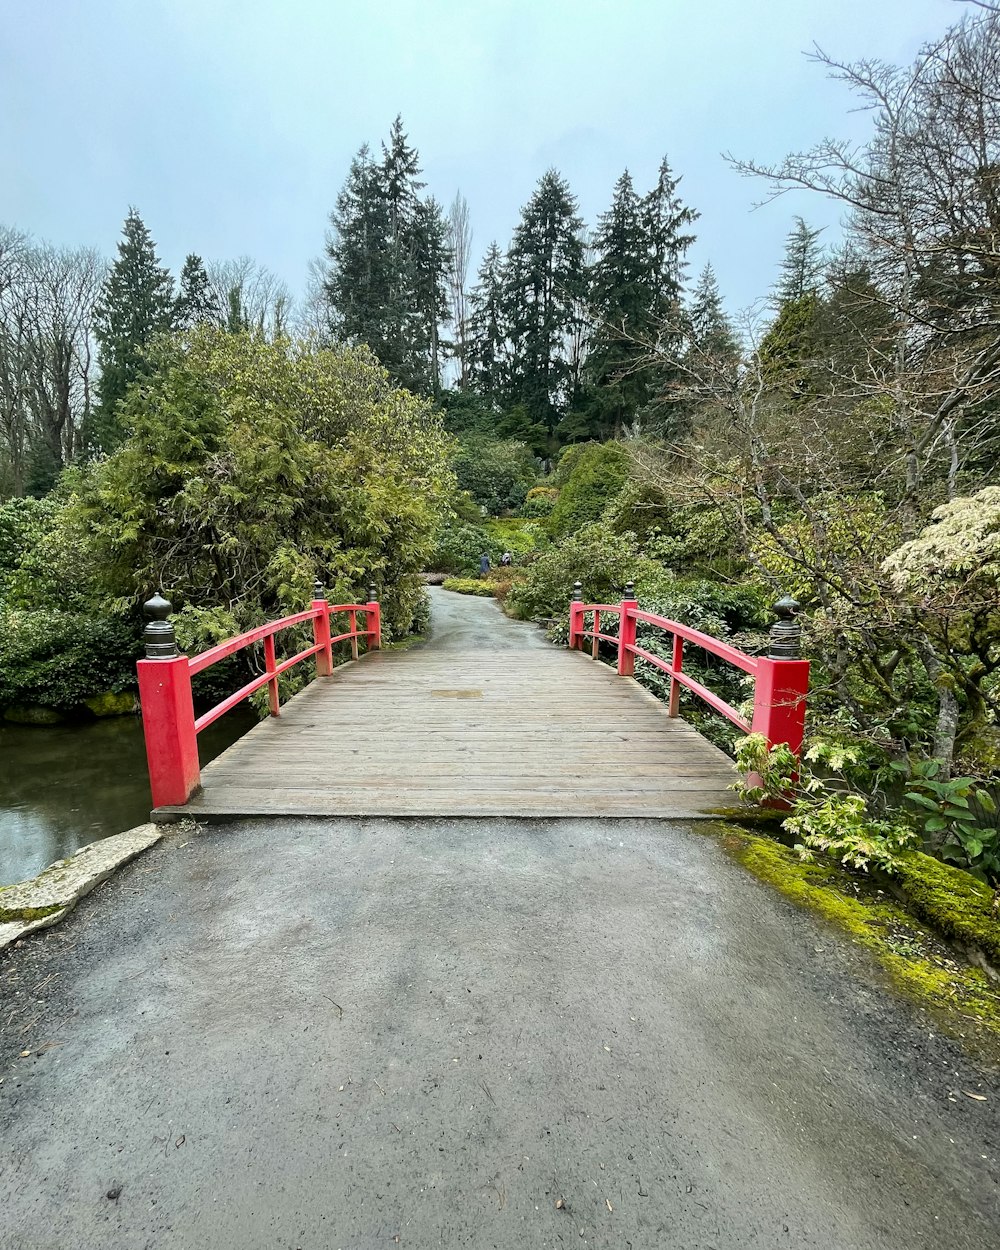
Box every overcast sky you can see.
[1,0,956,316]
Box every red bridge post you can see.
[312,580,333,676]
[367,587,381,650]
[136,593,201,808]
[569,580,584,650]
[750,596,809,755]
[617,582,638,676]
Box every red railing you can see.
[568,585,809,755]
[137,589,381,809]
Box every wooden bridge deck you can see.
[158,592,738,821]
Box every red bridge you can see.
[136,583,808,820]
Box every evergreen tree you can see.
[774,217,826,305]
[324,119,448,395]
[174,254,219,329]
[688,263,739,361]
[643,157,699,324]
[325,143,394,362]
[466,242,510,401]
[411,196,452,396]
[503,169,586,436]
[581,159,698,437]
[583,170,656,436]
[91,207,174,452]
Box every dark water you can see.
[0,710,256,886]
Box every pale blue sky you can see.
[1,0,954,315]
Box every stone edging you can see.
[0,825,162,952]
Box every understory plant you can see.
[735,734,918,873]
[897,760,1000,885]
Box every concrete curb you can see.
[0,824,162,952]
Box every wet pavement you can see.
[1,815,997,1249]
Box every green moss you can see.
[83,690,137,717]
[0,902,63,924]
[719,827,1000,1060]
[892,851,1000,965]
[708,805,787,831]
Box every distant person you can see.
[479,552,490,578]
[501,551,513,567]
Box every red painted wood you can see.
[630,609,759,674]
[137,655,201,807]
[349,609,359,661]
[569,600,584,650]
[311,599,333,676]
[139,597,374,804]
[669,634,684,718]
[366,599,381,650]
[263,634,280,717]
[188,609,319,674]
[571,596,806,750]
[618,598,638,676]
[750,657,810,755]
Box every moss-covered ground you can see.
[715,824,1000,1064]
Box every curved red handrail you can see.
[189,600,377,731]
[137,596,382,809]
[572,601,755,733]
[569,594,808,753]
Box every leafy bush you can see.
[442,577,496,597]
[453,435,537,513]
[0,496,59,606]
[428,520,498,575]
[0,608,139,712]
[898,759,1000,885]
[25,330,452,656]
[484,517,548,558]
[547,442,630,538]
[506,523,669,622]
[735,734,919,872]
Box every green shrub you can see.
[484,517,548,558]
[0,496,60,606]
[428,520,499,575]
[547,442,630,539]
[0,608,139,712]
[442,577,497,597]
[505,523,669,622]
[453,435,537,513]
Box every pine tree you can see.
[688,263,739,362]
[503,169,586,436]
[774,217,825,305]
[581,160,698,437]
[466,242,510,402]
[324,119,448,394]
[91,207,174,451]
[174,254,219,329]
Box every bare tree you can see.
[206,257,293,338]
[0,230,104,494]
[445,192,472,388]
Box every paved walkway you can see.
[1,816,997,1249]
[161,589,737,820]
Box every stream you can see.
[0,710,256,887]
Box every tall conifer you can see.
[91,207,174,451]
